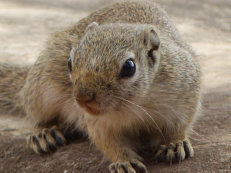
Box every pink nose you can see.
[75,88,95,103]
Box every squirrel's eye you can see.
[120,59,136,78]
[68,57,72,72]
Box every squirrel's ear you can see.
[143,28,160,51]
[85,22,99,32]
[143,28,160,65]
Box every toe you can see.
[183,140,194,158]
[166,143,175,164]
[109,164,117,173]
[175,141,185,163]
[42,129,57,152]
[37,132,50,152]
[155,139,194,164]
[50,126,66,146]
[27,126,66,154]
[27,135,45,154]
[130,159,148,173]
[118,162,136,173]
[154,145,168,162]
[109,160,147,173]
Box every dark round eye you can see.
[68,57,72,72]
[119,59,136,78]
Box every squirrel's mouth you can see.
[77,101,102,116]
[85,104,101,115]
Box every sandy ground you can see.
[0,0,231,172]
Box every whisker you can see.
[190,129,212,143]
[154,103,190,125]
[113,96,166,143]
[119,101,145,123]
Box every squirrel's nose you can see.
[75,88,95,103]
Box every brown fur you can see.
[0,1,201,172]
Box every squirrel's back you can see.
[69,0,195,55]
[0,64,29,114]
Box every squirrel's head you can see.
[68,22,160,116]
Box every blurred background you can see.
[0,0,230,172]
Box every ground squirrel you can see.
[0,0,201,172]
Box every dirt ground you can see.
[0,0,231,173]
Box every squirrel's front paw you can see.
[155,139,194,164]
[109,159,147,173]
[27,126,66,154]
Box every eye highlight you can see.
[119,59,136,78]
[68,57,72,72]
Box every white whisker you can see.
[113,95,166,143]
[119,101,145,123]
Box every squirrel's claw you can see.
[27,126,66,154]
[155,139,194,164]
[109,159,147,173]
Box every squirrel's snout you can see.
[75,88,95,103]
[74,88,102,115]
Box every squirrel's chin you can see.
[76,100,108,116]
[85,105,101,116]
